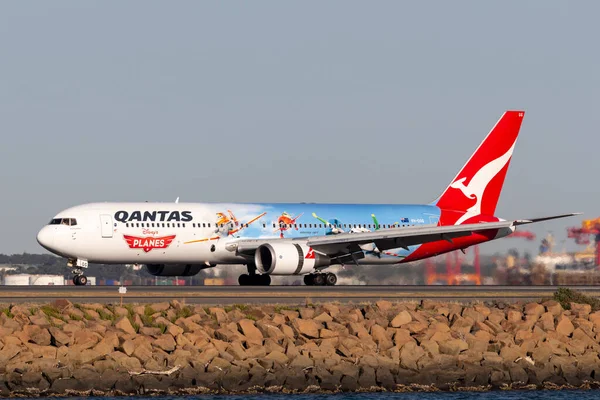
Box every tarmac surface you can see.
[0,285,598,304]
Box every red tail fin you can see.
[434,110,525,225]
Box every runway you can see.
[0,285,597,304]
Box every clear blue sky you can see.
[0,1,597,256]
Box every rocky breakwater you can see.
[1,297,600,396]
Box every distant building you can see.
[3,274,65,285]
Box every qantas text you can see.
[114,211,193,223]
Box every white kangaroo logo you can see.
[450,142,516,225]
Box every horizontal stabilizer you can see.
[513,213,582,226]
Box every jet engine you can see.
[145,264,210,276]
[255,242,330,275]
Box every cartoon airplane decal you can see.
[184,211,267,244]
[312,212,383,255]
[312,213,343,235]
[275,212,303,238]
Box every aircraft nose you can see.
[36,226,55,250]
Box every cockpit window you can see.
[49,218,77,226]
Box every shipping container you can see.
[4,274,31,285]
[29,275,64,285]
[203,278,225,286]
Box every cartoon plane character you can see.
[275,212,303,238]
[312,213,344,235]
[184,211,267,244]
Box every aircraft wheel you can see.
[325,273,337,286]
[303,274,314,286]
[313,273,325,286]
[259,274,271,286]
[73,275,87,286]
[238,274,250,286]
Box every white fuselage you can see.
[37,201,441,268]
[38,203,446,265]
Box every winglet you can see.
[175,197,179,203]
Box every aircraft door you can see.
[429,216,440,225]
[100,215,113,238]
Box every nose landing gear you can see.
[67,258,89,286]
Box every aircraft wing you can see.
[234,213,580,261]
[306,220,515,256]
[307,213,580,256]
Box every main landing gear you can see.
[304,272,337,286]
[238,263,271,286]
[238,274,271,286]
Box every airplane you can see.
[36,110,580,286]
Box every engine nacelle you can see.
[145,264,210,276]
[255,242,330,275]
